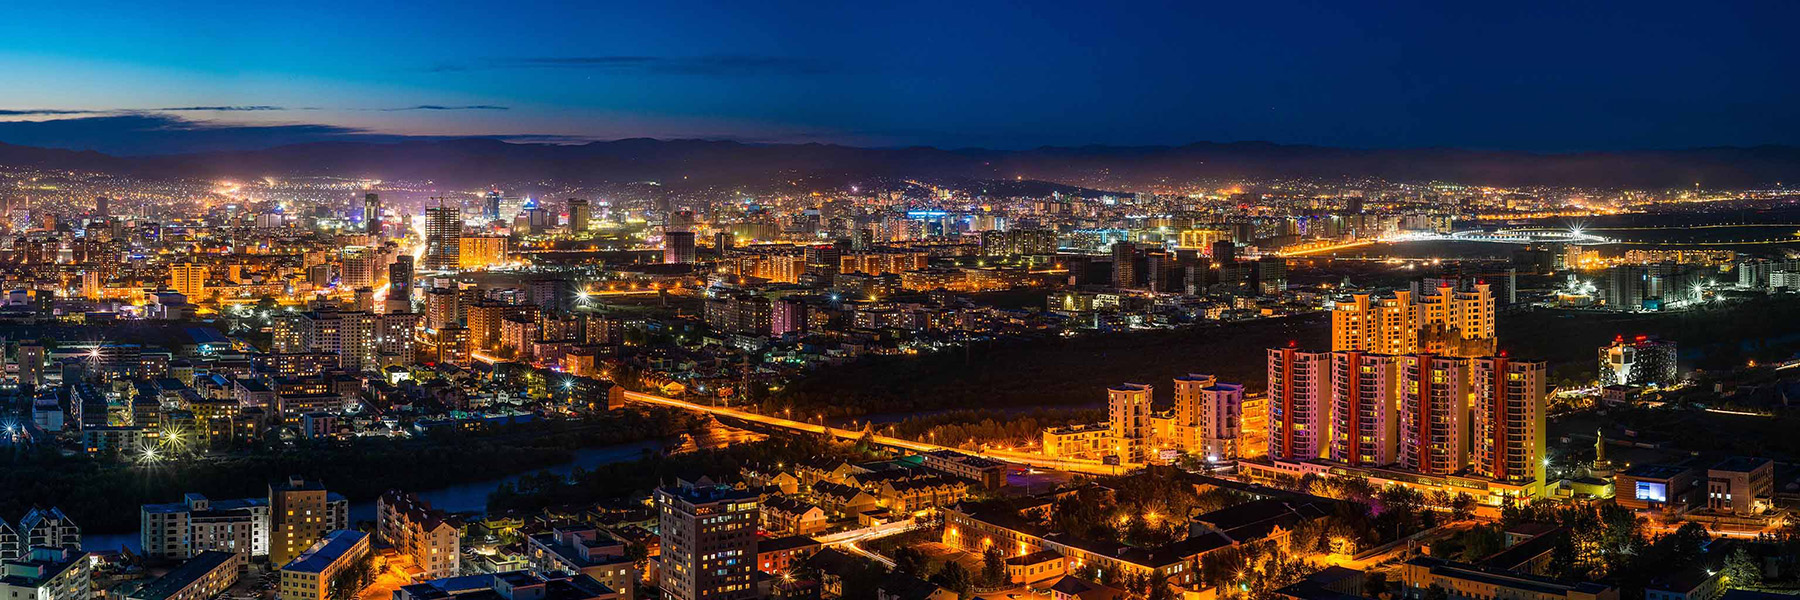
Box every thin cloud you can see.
[156,105,290,111]
[0,108,103,116]
[427,55,832,76]
[379,105,510,111]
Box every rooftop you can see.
[284,530,367,574]
[130,551,236,600]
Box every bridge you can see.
[619,390,1135,475]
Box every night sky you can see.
[1,0,1796,154]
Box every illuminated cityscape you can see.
[2,4,1800,600]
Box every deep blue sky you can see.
[1,0,1796,154]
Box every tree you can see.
[1721,546,1762,590]
[931,561,974,596]
[1424,584,1450,600]
[1362,572,1389,599]
[893,547,928,576]
[981,546,1008,586]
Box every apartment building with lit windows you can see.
[1399,355,1470,476]
[1330,351,1402,467]
[1332,284,1494,357]
[1107,383,1153,463]
[1266,347,1330,461]
[1470,356,1547,490]
[655,482,758,600]
[270,476,350,567]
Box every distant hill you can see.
[6,137,1800,190]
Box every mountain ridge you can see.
[4,138,1800,190]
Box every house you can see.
[761,496,828,536]
[811,482,879,520]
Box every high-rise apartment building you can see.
[1470,356,1546,489]
[1331,285,1494,357]
[1198,383,1244,461]
[170,264,208,299]
[377,312,421,366]
[423,202,461,271]
[269,476,348,567]
[298,310,377,373]
[1266,347,1330,461]
[1107,383,1153,463]
[1172,374,1244,461]
[458,235,508,269]
[1330,351,1402,467]
[1399,355,1470,476]
[1170,374,1215,455]
[655,482,758,600]
[1111,241,1137,288]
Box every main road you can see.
[619,390,1136,476]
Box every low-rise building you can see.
[395,570,620,600]
[760,496,827,537]
[377,490,462,581]
[1706,457,1773,516]
[921,450,1007,489]
[0,547,89,600]
[140,493,270,560]
[278,530,371,600]
[1399,556,1616,600]
[127,551,241,600]
[525,526,636,599]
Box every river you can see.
[83,439,667,554]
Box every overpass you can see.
[619,390,1136,476]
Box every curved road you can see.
[619,390,1136,475]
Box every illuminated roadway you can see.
[619,390,1136,475]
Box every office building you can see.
[277,530,369,600]
[376,490,461,581]
[387,255,414,313]
[1399,355,1469,476]
[566,199,590,233]
[1706,457,1773,517]
[424,202,461,271]
[1470,356,1547,490]
[363,194,381,236]
[1267,347,1330,461]
[1598,335,1678,387]
[664,231,696,265]
[1330,351,1402,467]
[1107,383,1152,463]
[655,482,758,600]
